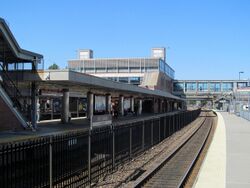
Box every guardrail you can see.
[0,109,200,188]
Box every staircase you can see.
[0,63,29,130]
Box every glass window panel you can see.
[173,82,184,92]
[210,83,221,92]
[185,82,197,92]
[222,82,233,91]
[198,83,208,92]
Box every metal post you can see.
[112,125,115,168]
[163,116,166,138]
[173,115,175,133]
[50,98,53,120]
[169,116,171,135]
[142,121,145,151]
[151,120,154,145]
[129,125,132,159]
[76,98,79,117]
[31,82,37,129]
[88,120,92,184]
[158,118,161,142]
[62,89,69,123]
[49,137,53,188]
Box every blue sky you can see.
[1,0,250,80]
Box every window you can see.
[222,82,233,91]
[129,77,141,85]
[119,77,129,83]
[237,82,247,88]
[185,82,197,92]
[210,83,221,92]
[198,83,208,92]
[173,82,184,92]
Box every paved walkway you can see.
[194,112,250,188]
[223,112,250,188]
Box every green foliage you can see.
[48,63,59,70]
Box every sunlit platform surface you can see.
[195,112,250,188]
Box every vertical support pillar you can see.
[76,98,79,117]
[61,89,69,123]
[87,92,94,119]
[119,95,124,116]
[31,82,37,129]
[130,96,134,112]
[50,98,53,120]
[106,94,111,114]
[138,99,142,115]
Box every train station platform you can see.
[194,112,250,188]
[0,111,180,144]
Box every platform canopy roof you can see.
[22,70,183,100]
[0,17,43,63]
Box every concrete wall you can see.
[0,97,22,131]
[141,71,173,93]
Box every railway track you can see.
[132,112,214,188]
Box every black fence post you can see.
[88,129,91,185]
[151,119,154,146]
[112,125,115,168]
[129,125,132,159]
[142,121,145,151]
[158,118,161,143]
[164,116,166,139]
[49,136,53,188]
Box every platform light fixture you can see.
[239,71,244,80]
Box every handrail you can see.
[0,63,28,118]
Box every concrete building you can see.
[0,17,183,131]
[68,48,175,93]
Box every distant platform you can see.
[194,112,250,188]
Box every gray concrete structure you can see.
[138,99,142,115]
[130,96,134,112]
[61,89,69,123]
[87,92,94,119]
[105,94,111,114]
[119,95,124,116]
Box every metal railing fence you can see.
[0,109,200,187]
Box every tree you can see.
[48,63,59,70]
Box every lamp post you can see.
[239,71,244,80]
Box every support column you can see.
[61,89,69,123]
[138,99,142,115]
[130,96,134,112]
[76,98,79,117]
[87,92,94,119]
[31,82,37,129]
[106,94,111,114]
[119,95,124,116]
[50,98,53,120]
[159,99,163,113]
[153,98,158,113]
